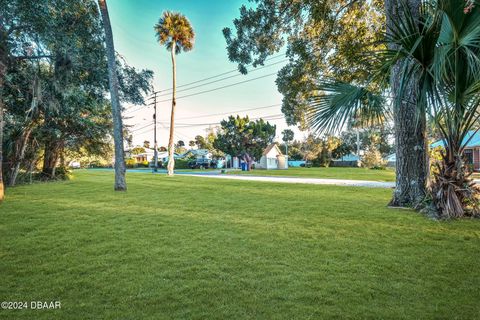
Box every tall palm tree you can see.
[309,0,480,218]
[281,129,294,156]
[98,0,127,191]
[155,12,195,176]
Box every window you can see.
[464,149,473,165]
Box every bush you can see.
[54,166,72,180]
[174,159,190,169]
[89,160,112,168]
[138,161,150,168]
[361,147,387,169]
[164,159,190,169]
[125,158,137,168]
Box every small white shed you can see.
[257,144,288,170]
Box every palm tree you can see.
[98,0,127,191]
[154,12,195,176]
[309,0,480,218]
[281,129,294,157]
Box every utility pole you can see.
[148,92,159,172]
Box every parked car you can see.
[300,161,313,168]
[69,161,81,169]
[188,158,217,169]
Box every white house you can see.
[126,148,181,164]
[257,144,288,170]
[126,148,155,163]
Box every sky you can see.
[107,0,303,148]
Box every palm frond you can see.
[307,81,387,134]
[154,11,195,53]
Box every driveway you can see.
[182,173,395,188]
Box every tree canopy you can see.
[224,0,385,129]
[0,0,153,186]
[214,115,276,160]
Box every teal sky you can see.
[108,0,301,147]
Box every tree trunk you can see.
[0,92,4,202]
[0,51,5,202]
[9,126,33,186]
[167,42,177,176]
[431,152,468,218]
[42,141,59,179]
[98,0,127,191]
[385,0,428,208]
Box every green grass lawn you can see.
[228,167,396,182]
[1,171,479,319]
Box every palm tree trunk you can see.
[167,42,177,176]
[385,0,428,208]
[431,149,469,218]
[98,0,127,191]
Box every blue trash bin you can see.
[241,162,247,171]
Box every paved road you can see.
[88,168,394,188]
[183,173,396,188]
[90,168,480,189]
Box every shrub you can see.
[89,161,103,168]
[361,147,387,169]
[138,161,150,168]
[174,159,190,169]
[125,158,137,168]
[164,159,190,169]
[55,166,72,179]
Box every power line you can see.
[158,114,285,128]
[128,103,282,134]
[125,56,286,117]
[157,72,278,103]
[155,53,285,94]
[125,69,282,117]
[131,107,285,131]
[157,59,287,97]
[176,103,281,120]
[124,106,146,116]
[130,114,285,135]
[130,123,153,133]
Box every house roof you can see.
[386,153,396,162]
[180,149,211,157]
[431,130,480,148]
[333,153,359,161]
[263,143,283,156]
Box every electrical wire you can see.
[155,53,285,93]
[156,59,287,97]
[175,103,281,120]
[157,72,277,103]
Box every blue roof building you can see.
[431,130,480,148]
[431,130,480,170]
